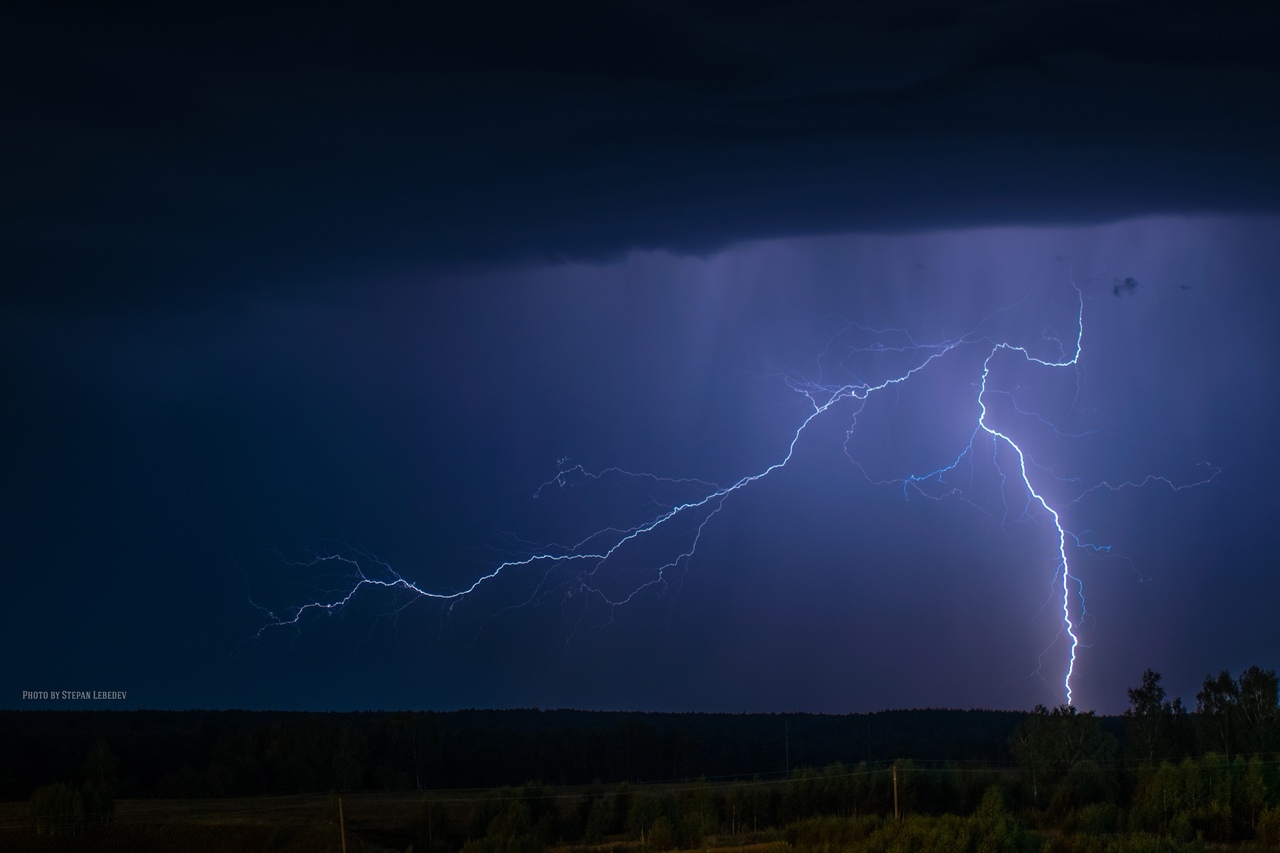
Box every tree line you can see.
[0,707,1027,800]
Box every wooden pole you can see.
[892,763,900,823]
[339,796,347,853]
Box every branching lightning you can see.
[252,282,1217,706]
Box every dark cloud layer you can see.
[5,0,1279,311]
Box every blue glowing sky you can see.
[3,2,1279,714]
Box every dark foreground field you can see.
[0,789,779,853]
[0,791,449,853]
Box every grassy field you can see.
[0,791,426,852]
[0,790,786,853]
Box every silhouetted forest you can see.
[1,707,1032,799]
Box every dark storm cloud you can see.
[4,0,1279,312]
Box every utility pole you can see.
[785,718,790,777]
[892,763,900,823]
[339,796,348,853]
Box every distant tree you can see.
[81,740,119,826]
[647,813,675,851]
[725,777,774,832]
[973,784,1035,853]
[30,783,84,836]
[1197,754,1238,841]
[583,782,611,842]
[611,782,633,835]
[1128,760,1187,835]
[420,797,454,853]
[1197,670,1241,756]
[780,767,818,823]
[1237,665,1280,755]
[676,778,719,846]
[725,782,749,834]
[1243,755,1269,831]
[394,711,441,790]
[626,792,663,845]
[1259,805,1280,848]
[468,788,509,841]
[332,723,366,792]
[1124,669,1186,763]
[486,799,532,851]
[893,758,918,818]
[459,784,552,853]
[1010,705,1117,813]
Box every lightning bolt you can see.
[251,282,1216,707]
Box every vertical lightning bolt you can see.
[973,315,1085,706]
[252,283,1215,706]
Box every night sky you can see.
[4,1,1280,716]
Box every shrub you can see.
[648,815,675,851]
[1071,803,1119,835]
[1258,805,1280,848]
[30,783,85,836]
